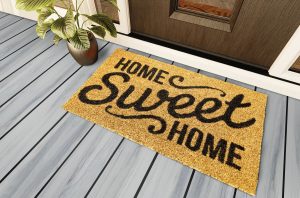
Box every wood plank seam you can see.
[134,153,159,198]
[0,18,23,32]
[0,42,110,182]
[0,14,8,20]
[282,96,288,198]
[0,26,38,61]
[34,124,96,197]
[183,170,195,198]
[0,112,69,183]
[0,65,81,140]
[0,42,55,82]
[0,22,36,45]
[0,42,112,193]
[0,52,70,108]
[83,48,135,197]
[84,138,126,197]
[233,189,237,198]
[0,42,109,140]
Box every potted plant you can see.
[16,0,118,65]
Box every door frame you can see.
[78,0,131,34]
[269,25,300,84]
[0,0,131,34]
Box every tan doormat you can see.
[64,49,267,195]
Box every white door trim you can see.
[102,33,300,100]
[269,25,300,84]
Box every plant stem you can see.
[75,0,80,28]
[76,14,80,28]
[81,19,88,28]
[78,0,85,11]
[53,8,62,18]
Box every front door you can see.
[129,0,300,70]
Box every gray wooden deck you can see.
[0,13,299,198]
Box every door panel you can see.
[54,0,75,10]
[94,0,119,23]
[129,0,300,69]
[290,57,300,73]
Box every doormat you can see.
[64,49,267,195]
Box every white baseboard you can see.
[103,34,300,100]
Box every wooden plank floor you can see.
[0,13,299,198]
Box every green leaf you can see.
[16,0,56,11]
[104,0,119,10]
[37,6,55,25]
[36,19,54,39]
[69,28,90,50]
[53,34,61,45]
[51,9,76,39]
[83,14,117,37]
[89,26,106,38]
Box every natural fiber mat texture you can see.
[64,49,267,195]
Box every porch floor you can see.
[0,13,299,198]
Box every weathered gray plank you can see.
[37,126,123,198]
[0,12,8,19]
[285,97,300,198]
[0,114,94,197]
[187,171,235,198]
[0,18,35,44]
[173,62,198,72]
[0,38,78,138]
[235,90,286,198]
[0,41,110,179]
[87,140,156,198]
[199,70,226,80]
[0,38,68,105]
[0,14,21,30]
[0,25,37,60]
[137,155,193,198]
[0,32,55,81]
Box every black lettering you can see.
[185,128,203,151]
[224,94,256,128]
[195,98,223,123]
[202,133,227,163]
[137,65,158,80]
[168,121,188,145]
[116,87,169,111]
[168,94,195,118]
[153,70,169,85]
[226,142,245,170]
[78,72,130,105]
[127,62,142,74]
[114,57,131,71]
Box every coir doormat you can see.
[64,49,267,195]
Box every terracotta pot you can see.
[67,32,98,66]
